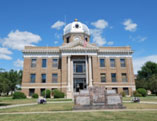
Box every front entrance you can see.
[73,57,87,92]
[74,78,86,92]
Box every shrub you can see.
[42,89,51,98]
[137,88,147,97]
[120,91,126,97]
[133,91,142,97]
[13,92,26,99]
[32,93,38,98]
[52,89,65,98]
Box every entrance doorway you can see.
[74,78,86,92]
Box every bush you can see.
[120,92,126,97]
[42,89,51,98]
[133,91,142,97]
[52,89,65,98]
[13,92,26,99]
[32,93,38,98]
[137,88,147,97]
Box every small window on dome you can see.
[66,36,70,43]
[75,24,79,28]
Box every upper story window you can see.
[110,59,116,67]
[30,74,36,83]
[42,59,47,68]
[52,73,58,83]
[100,59,105,67]
[41,74,46,83]
[111,73,117,82]
[101,73,106,82]
[120,59,126,67]
[31,59,36,68]
[73,61,85,73]
[122,73,127,82]
[52,59,58,68]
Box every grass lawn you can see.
[0,97,72,106]
[0,102,157,113]
[0,111,157,121]
[123,96,157,102]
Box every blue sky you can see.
[0,0,157,74]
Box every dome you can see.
[63,19,90,36]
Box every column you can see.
[71,60,73,93]
[88,56,93,87]
[85,56,88,88]
[68,56,71,91]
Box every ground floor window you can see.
[112,88,118,93]
[123,87,129,95]
[40,88,45,96]
[29,88,35,96]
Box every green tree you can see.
[0,69,23,96]
[136,61,157,95]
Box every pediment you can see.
[60,40,98,50]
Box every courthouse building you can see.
[21,19,136,98]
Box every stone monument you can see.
[73,86,125,110]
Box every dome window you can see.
[75,24,79,28]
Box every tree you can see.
[136,61,157,95]
[0,69,23,96]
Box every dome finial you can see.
[74,18,78,22]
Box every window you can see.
[112,88,118,93]
[40,88,45,96]
[101,73,106,82]
[42,59,47,68]
[110,59,116,67]
[120,59,126,67]
[41,74,46,83]
[30,74,36,83]
[73,62,85,73]
[100,59,105,67]
[52,59,58,68]
[29,89,35,96]
[31,59,36,68]
[66,36,70,43]
[123,88,129,95]
[111,73,117,82]
[122,73,127,82]
[52,74,58,83]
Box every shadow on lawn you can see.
[0,103,11,106]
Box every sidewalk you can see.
[0,101,73,109]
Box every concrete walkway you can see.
[0,100,157,110]
[0,101,73,109]
[123,101,157,104]
[0,109,157,115]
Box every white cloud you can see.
[0,47,12,60]
[90,29,106,46]
[91,19,108,29]
[2,30,41,50]
[54,40,58,44]
[133,55,157,74]
[14,59,23,68]
[107,41,114,45]
[51,21,66,30]
[123,19,137,32]
[129,35,147,42]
